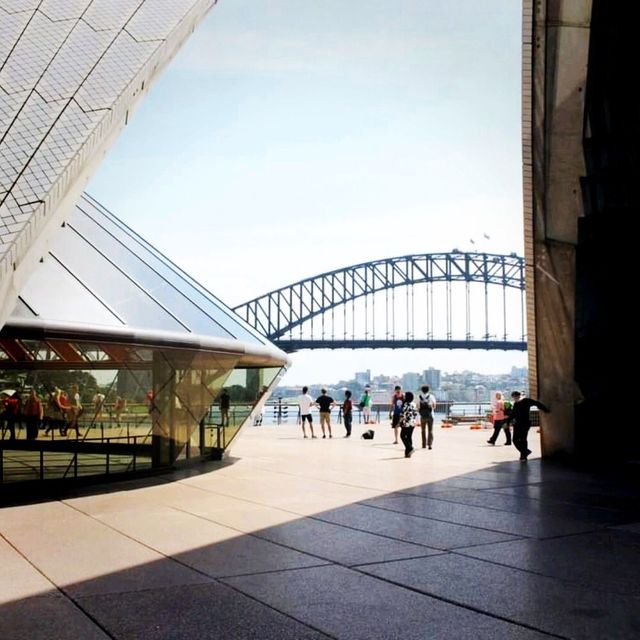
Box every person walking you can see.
[418,384,437,449]
[298,386,316,438]
[487,391,511,446]
[389,385,404,444]
[315,389,335,438]
[507,391,550,461]
[399,391,419,458]
[342,390,353,437]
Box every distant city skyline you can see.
[276,351,527,387]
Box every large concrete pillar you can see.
[522,0,592,458]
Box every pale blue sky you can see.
[87,0,527,385]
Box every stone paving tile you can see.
[77,581,327,640]
[455,528,640,596]
[0,502,213,598]
[398,475,519,493]
[0,594,110,640]
[253,517,440,566]
[174,534,330,578]
[491,482,640,513]
[362,492,606,538]
[222,564,550,640]
[412,487,627,524]
[360,553,640,639]
[0,536,54,603]
[314,502,519,550]
[80,503,327,579]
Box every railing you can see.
[256,400,540,427]
[0,435,150,486]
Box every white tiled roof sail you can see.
[0,0,216,326]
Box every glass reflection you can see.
[0,338,283,486]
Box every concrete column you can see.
[524,0,592,458]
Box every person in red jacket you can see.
[1,391,20,441]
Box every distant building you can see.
[401,372,421,392]
[422,368,442,390]
[355,369,372,385]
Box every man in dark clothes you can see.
[219,389,231,427]
[315,389,335,438]
[508,391,550,462]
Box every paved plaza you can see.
[1,420,639,639]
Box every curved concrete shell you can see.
[0,0,217,328]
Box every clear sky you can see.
[87,0,527,385]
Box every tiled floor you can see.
[1,421,639,639]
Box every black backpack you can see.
[419,395,433,418]
[361,429,375,440]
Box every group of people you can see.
[297,386,340,439]
[1,385,83,440]
[296,384,437,458]
[296,384,549,463]
[386,384,437,457]
[1,386,131,441]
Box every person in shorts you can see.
[298,386,316,438]
[315,388,335,438]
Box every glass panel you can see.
[17,254,123,326]
[69,211,238,340]
[204,366,283,448]
[0,340,278,489]
[18,340,60,361]
[11,297,37,318]
[73,343,113,362]
[48,226,188,332]
[77,197,267,344]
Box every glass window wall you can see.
[0,337,283,487]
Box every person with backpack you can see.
[418,384,437,449]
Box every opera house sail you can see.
[0,1,289,491]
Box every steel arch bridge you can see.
[233,252,527,352]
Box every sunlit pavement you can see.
[1,420,639,639]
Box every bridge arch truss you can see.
[233,252,527,352]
